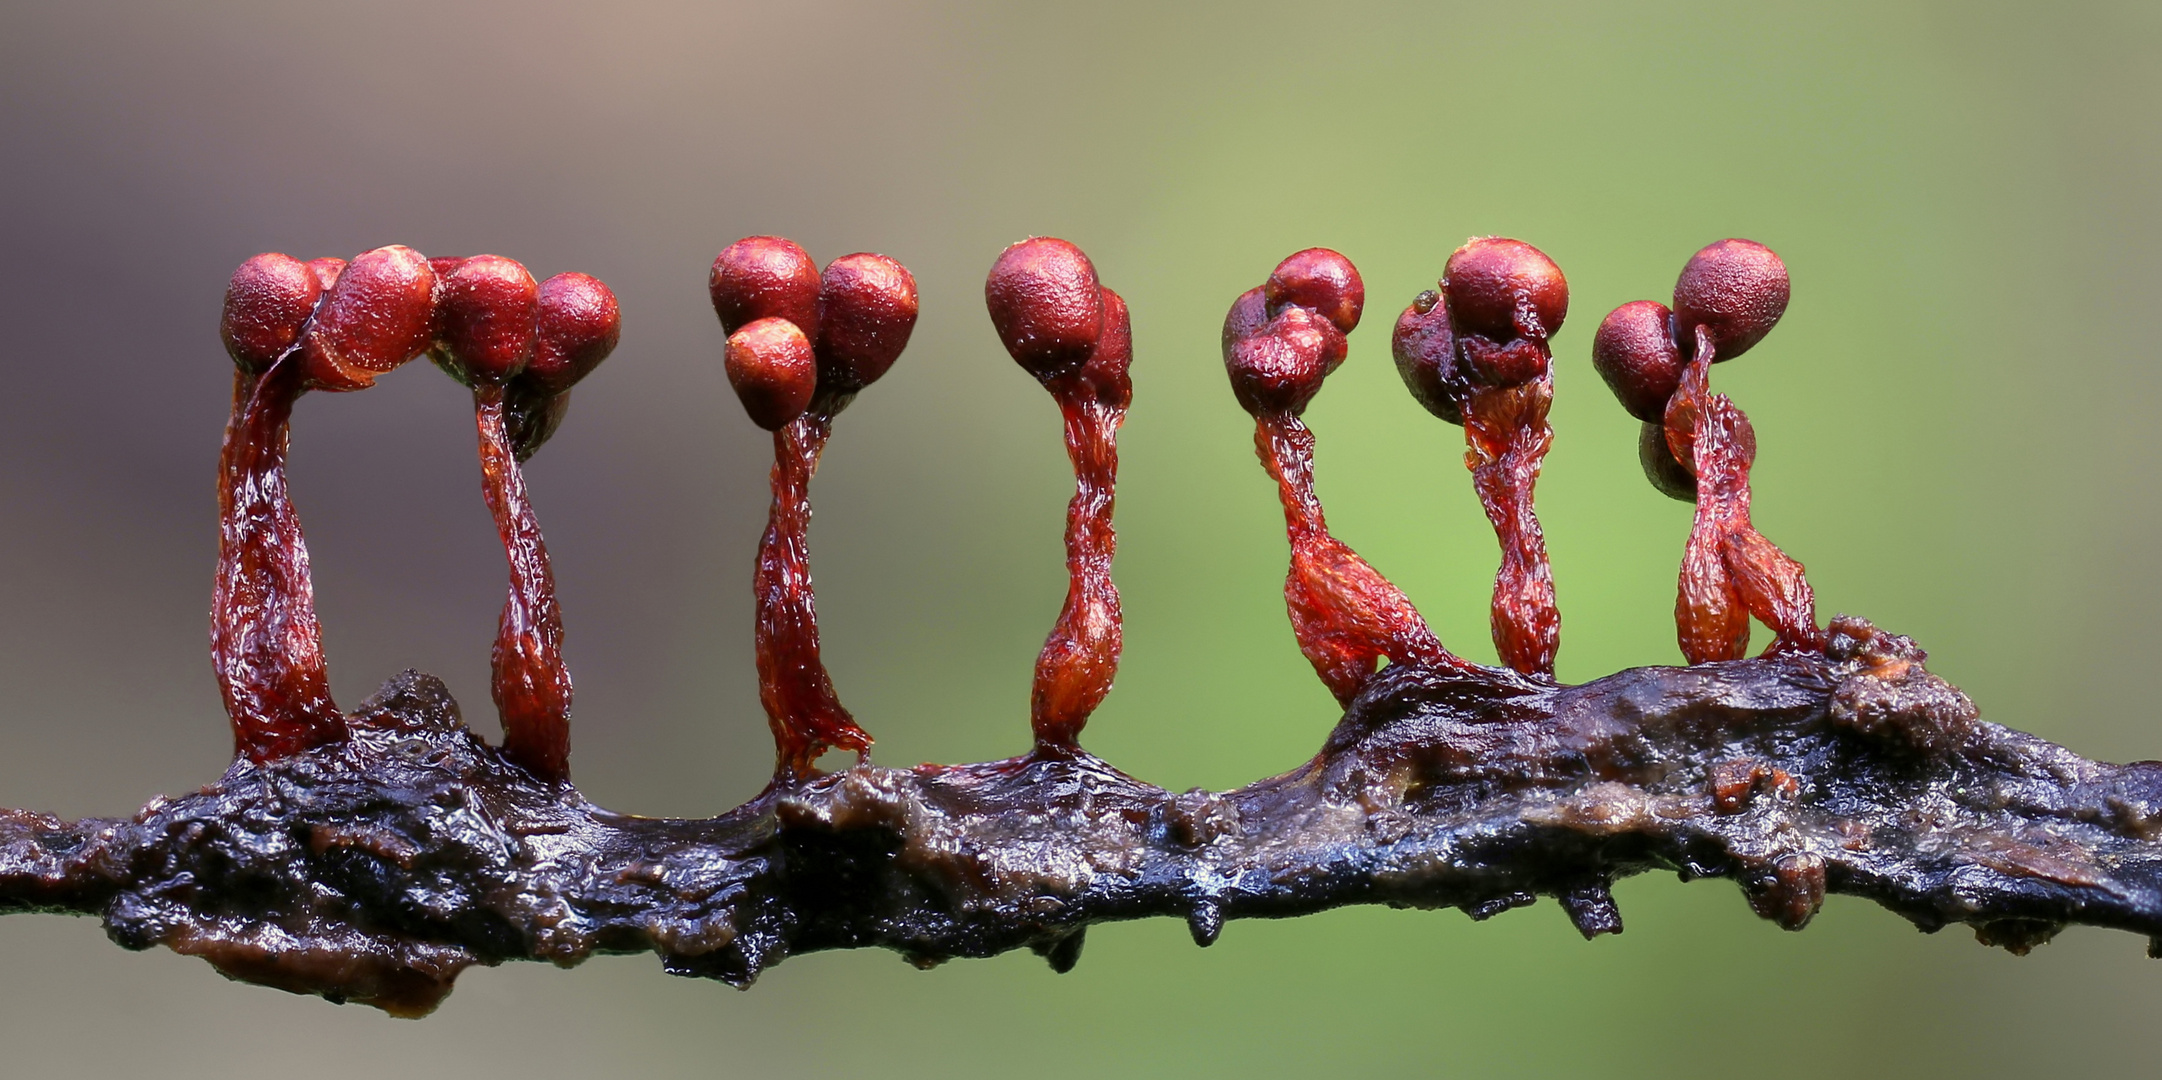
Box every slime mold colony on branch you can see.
[3,233,2162,1017]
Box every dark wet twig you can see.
[3,617,2157,1018]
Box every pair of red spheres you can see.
[1590,239,1790,501]
[432,257,620,409]
[1590,239,1791,424]
[712,238,919,430]
[1217,248,1365,417]
[222,246,436,390]
[984,237,1134,405]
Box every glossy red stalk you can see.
[473,384,573,781]
[213,358,343,761]
[1460,374,1560,675]
[1028,291,1131,750]
[754,395,871,778]
[1441,238,1567,677]
[1665,351,1752,663]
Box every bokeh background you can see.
[1,1,2157,1076]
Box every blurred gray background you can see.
[1,1,2158,1076]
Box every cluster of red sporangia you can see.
[217,247,618,780]
[1217,239,1576,691]
[709,236,1132,776]
[706,239,920,776]
[211,232,1819,786]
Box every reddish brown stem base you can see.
[1666,354,1823,662]
[212,360,343,761]
[1255,413,1462,706]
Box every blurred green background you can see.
[1,1,2157,1076]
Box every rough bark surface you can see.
[3,617,2158,1016]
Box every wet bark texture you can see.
[3,617,2158,1017]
